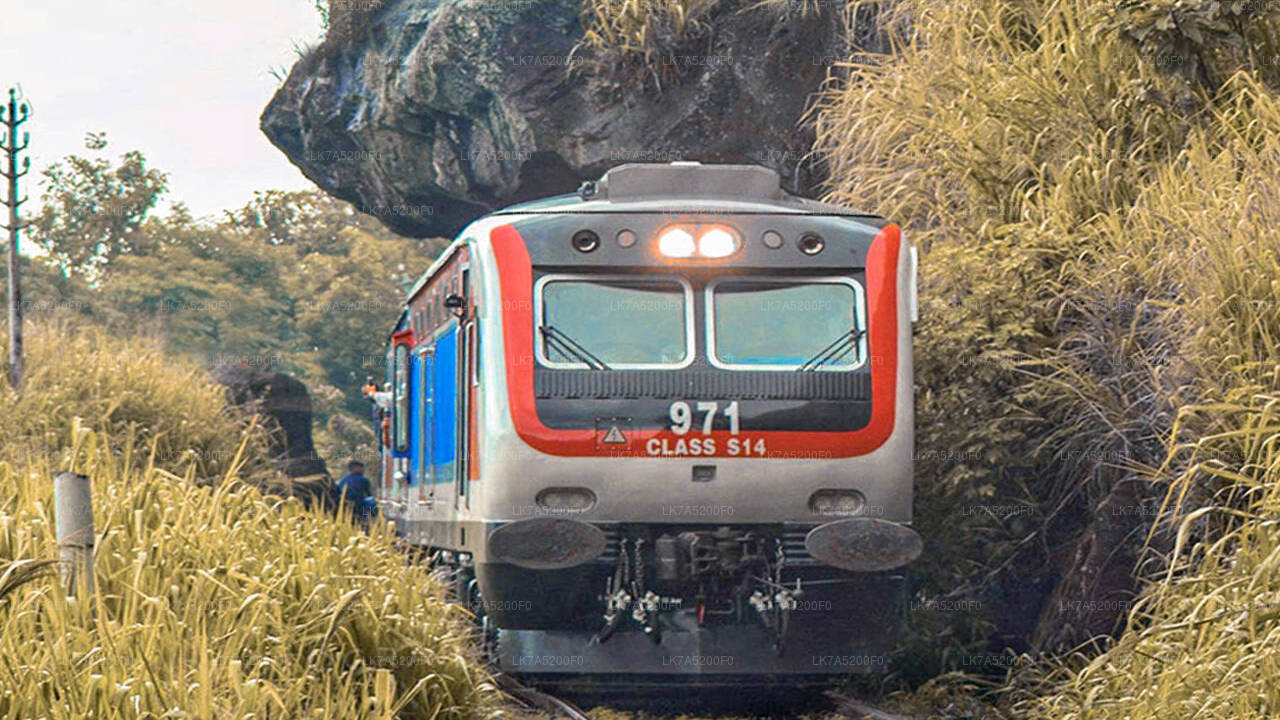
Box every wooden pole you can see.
[54,471,94,597]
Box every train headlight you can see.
[809,489,867,516]
[535,487,597,513]
[657,227,697,258]
[657,224,741,259]
[697,227,740,258]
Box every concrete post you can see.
[53,471,93,596]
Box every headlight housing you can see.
[808,489,867,516]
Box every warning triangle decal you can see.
[602,425,627,444]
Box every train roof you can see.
[402,163,888,305]
[493,162,884,219]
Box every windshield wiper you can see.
[797,329,864,372]
[540,325,612,371]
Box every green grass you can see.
[0,323,497,719]
[312,0,388,50]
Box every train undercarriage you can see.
[436,523,908,688]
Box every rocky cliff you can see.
[261,0,862,237]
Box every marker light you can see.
[571,229,600,253]
[658,227,697,258]
[697,227,740,258]
[798,233,825,255]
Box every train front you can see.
[470,162,919,688]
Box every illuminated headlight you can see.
[657,224,741,258]
[809,489,867,516]
[535,487,597,513]
[697,228,740,258]
[657,227,697,258]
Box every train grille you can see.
[535,368,870,400]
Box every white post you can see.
[54,471,94,596]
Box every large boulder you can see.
[260,0,864,238]
[212,364,329,481]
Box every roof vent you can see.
[596,162,785,201]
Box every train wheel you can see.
[464,574,500,661]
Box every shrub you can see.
[811,0,1280,702]
[0,322,273,482]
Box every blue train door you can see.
[432,326,458,505]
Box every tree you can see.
[29,141,449,470]
[30,133,167,280]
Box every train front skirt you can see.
[496,603,897,687]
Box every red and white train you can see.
[374,162,920,687]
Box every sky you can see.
[0,0,325,221]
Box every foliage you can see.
[573,0,840,81]
[314,0,388,47]
[0,323,273,483]
[0,323,496,718]
[1104,0,1280,89]
[1014,73,1280,717]
[577,0,719,71]
[30,133,168,281]
[811,0,1280,700]
[25,142,448,473]
[1022,391,1280,718]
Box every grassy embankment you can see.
[0,324,496,719]
[812,0,1280,714]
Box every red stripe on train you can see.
[491,222,900,459]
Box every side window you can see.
[392,342,410,453]
[471,320,480,386]
[416,351,432,492]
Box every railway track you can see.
[492,672,596,720]
[492,670,912,720]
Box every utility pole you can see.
[1,88,30,389]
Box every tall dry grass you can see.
[1020,390,1280,717]
[579,0,717,53]
[811,0,1280,708]
[1014,78,1280,718]
[576,0,720,82]
[0,323,272,482]
[0,322,497,719]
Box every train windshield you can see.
[709,279,866,371]
[538,276,691,369]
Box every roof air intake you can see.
[594,162,785,202]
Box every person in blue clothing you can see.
[334,460,377,527]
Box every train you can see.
[369,161,921,688]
